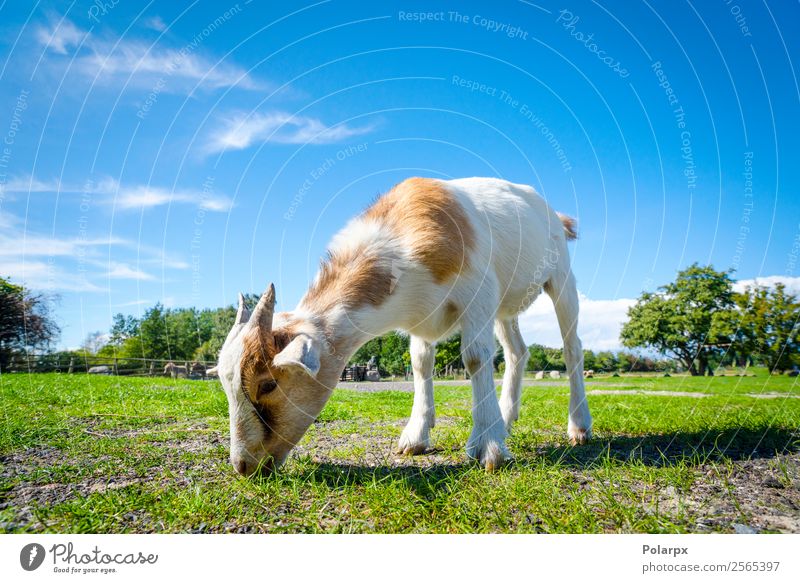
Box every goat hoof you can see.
[395,442,427,456]
[568,427,592,446]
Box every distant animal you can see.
[88,365,111,375]
[366,370,381,382]
[189,362,207,379]
[163,362,187,378]
[549,370,561,379]
[583,370,594,378]
[215,177,591,476]
[535,370,545,380]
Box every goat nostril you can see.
[235,459,248,475]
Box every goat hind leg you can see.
[545,271,592,445]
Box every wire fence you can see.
[1,353,218,379]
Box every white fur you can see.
[218,177,592,473]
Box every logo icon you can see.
[20,543,46,571]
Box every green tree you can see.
[620,264,735,375]
[109,313,139,346]
[0,277,59,370]
[734,283,799,373]
[138,303,170,359]
[435,334,462,373]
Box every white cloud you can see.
[36,17,260,92]
[207,111,375,154]
[733,275,800,296]
[4,175,233,212]
[104,263,155,281]
[143,16,167,32]
[0,260,105,292]
[0,233,124,258]
[35,18,86,54]
[518,291,635,351]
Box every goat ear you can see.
[235,292,251,325]
[249,283,275,331]
[272,333,321,377]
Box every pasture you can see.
[1,372,798,533]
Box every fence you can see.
[1,353,218,378]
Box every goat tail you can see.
[556,212,578,241]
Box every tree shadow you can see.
[291,426,798,496]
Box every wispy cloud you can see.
[4,175,233,212]
[0,260,106,292]
[104,263,155,281]
[143,16,167,33]
[518,291,635,352]
[206,111,375,154]
[35,17,86,54]
[36,16,261,92]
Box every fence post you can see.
[114,358,118,376]
[149,361,155,376]
[68,358,74,374]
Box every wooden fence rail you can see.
[1,354,218,378]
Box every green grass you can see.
[1,373,798,533]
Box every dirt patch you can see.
[643,453,800,533]
[0,420,228,531]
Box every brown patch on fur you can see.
[365,177,475,283]
[444,300,460,327]
[464,355,482,374]
[239,319,298,403]
[301,252,393,314]
[556,212,578,241]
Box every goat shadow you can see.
[292,426,799,495]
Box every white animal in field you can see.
[164,362,187,378]
[535,370,545,380]
[549,370,561,379]
[215,177,592,476]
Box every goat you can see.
[163,362,187,379]
[215,177,592,475]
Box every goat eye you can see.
[258,379,278,396]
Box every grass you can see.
[1,372,798,533]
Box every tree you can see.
[734,283,799,373]
[435,334,462,373]
[81,331,108,355]
[0,277,59,370]
[138,303,170,359]
[620,264,735,375]
[109,313,139,346]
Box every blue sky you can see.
[1,0,798,351]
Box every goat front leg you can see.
[462,316,510,470]
[396,336,435,455]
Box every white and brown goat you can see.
[216,177,592,475]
